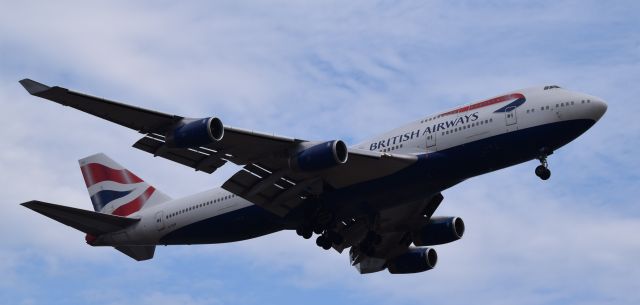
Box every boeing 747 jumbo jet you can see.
[19,79,606,274]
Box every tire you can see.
[540,168,551,180]
[302,228,313,239]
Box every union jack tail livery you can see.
[79,153,171,215]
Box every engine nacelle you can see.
[166,117,224,148]
[387,247,437,274]
[291,140,348,171]
[412,216,465,246]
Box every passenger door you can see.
[154,211,165,231]
[426,132,436,150]
[505,106,517,131]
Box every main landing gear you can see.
[315,231,343,250]
[535,151,552,180]
[296,218,344,250]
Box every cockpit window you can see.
[544,85,561,90]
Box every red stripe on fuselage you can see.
[111,186,156,216]
[81,163,143,188]
[440,93,525,116]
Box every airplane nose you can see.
[591,98,608,121]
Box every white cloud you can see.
[0,1,638,305]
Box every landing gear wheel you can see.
[536,150,552,181]
[535,165,551,180]
[316,235,332,250]
[302,230,313,239]
[296,226,313,239]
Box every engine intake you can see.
[387,247,437,274]
[292,140,348,171]
[167,117,224,148]
[413,216,465,246]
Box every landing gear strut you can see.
[535,152,551,180]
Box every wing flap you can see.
[221,162,314,217]
[21,200,140,236]
[133,134,227,173]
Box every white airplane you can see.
[19,79,606,274]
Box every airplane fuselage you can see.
[91,85,607,247]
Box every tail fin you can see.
[79,153,171,216]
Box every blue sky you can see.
[1,1,639,304]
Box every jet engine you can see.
[387,247,437,274]
[412,216,465,246]
[166,117,224,148]
[291,140,348,171]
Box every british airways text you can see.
[369,112,480,150]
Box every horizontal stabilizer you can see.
[115,245,155,261]
[21,200,140,236]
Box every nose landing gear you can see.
[535,152,552,180]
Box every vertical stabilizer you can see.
[79,153,171,216]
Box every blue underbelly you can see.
[159,205,284,245]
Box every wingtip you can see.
[19,79,50,95]
[20,200,39,208]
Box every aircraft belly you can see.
[437,118,596,179]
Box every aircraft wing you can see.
[21,79,417,217]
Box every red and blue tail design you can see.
[79,153,171,216]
